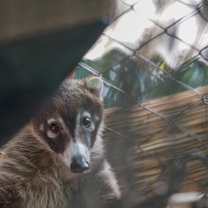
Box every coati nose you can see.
[70,155,89,173]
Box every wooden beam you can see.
[0,0,113,44]
[104,86,208,202]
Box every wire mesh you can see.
[74,0,208,207]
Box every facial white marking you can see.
[83,111,91,118]
[91,120,104,157]
[72,142,90,162]
[58,113,93,169]
[94,114,100,122]
[59,141,90,170]
[47,118,57,124]
[59,143,73,169]
[75,113,80,138]
[46,117,69,139]
[81,111,95,131]
[47,130,58,139]
[46,118,59,139]
[57,117,67,131]
[39,124,44,132]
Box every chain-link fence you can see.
[74,0,208,207]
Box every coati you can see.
[0,76,121,208]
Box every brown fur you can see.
[0,126,69,208]
[0,77,120,208]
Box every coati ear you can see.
[86,76,103,100]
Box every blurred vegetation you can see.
[75,49,208,108]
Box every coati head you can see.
[33,76,104,173]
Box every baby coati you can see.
[0,76,120,208]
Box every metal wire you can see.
[76,0,208,207]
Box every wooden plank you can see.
[0,0,113,44]
[104,86,208,201]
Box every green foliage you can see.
[75,49,208,108]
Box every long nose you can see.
[70,155,89,173]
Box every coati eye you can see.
[50,122,59,133]
[83,117,91,127]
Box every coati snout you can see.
[33,76,104,174]
[71,154,89,173]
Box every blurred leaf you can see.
[75,49,208,108]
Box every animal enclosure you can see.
[74,0,208,207]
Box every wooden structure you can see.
[104,86,208,205]
[0,0,113,44]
